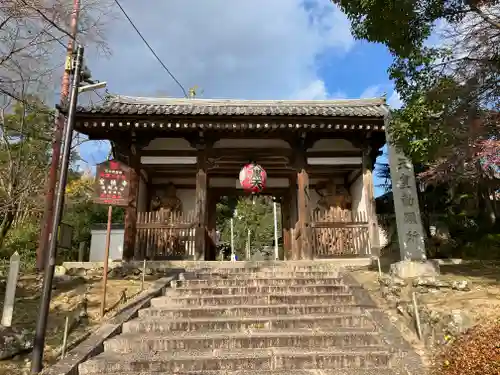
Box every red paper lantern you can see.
[239,163,267,193]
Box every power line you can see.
[112,0,188,98]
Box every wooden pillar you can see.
[296,149,313,260]
[281,195,291,260]
[195,147,208,260]
[123,146,140,261]
[362,148,380,255]
[206,191,218,260]
[289,174,299,260]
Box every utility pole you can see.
[37,0,80,270]
[31,46,84,374]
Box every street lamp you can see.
[78,80,107,93]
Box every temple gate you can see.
[74,96,386,260]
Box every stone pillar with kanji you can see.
[386,122,439,277]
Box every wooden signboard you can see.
[93,160,131,317]
[94,160,131,207]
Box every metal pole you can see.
[273,200,279,260]
[100,205,113,318]
[31,45,84,374]
[37,0,80,270]
[246,229,251,260]
[230,218,235,261]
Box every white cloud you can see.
[360,85,383,99]
[87,0,354,100]
[387,90,403,109]
[291,80,347,100]
[292,80,328,100]
[79,1,356,168]
[359,84,403,109]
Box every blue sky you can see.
[79,0,402,197]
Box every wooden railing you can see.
[312,210,369,257]
[136,210,196,260]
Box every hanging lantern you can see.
[239,163,267,193]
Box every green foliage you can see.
[337,0,500,255]
[63,200,125,251]
[216,195,238,230]
[334,0,499,181]
[219,196,281,260]
[0,220,39,261]
[332,0,439,57]
[0,97,54,252]
[0,100,125,263]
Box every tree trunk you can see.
[0,210,16,250]
[482,190,496,226]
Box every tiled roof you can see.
[76,95,388,118]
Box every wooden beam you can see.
[151,182,343,189]
[141,149,197,157]
[145,169,354,181]
[307,150,362,157]
[151,183,196,189]
[77,127,385,147]
[140,148,363,159]
[209,187,289,197]
[76,113,384,124]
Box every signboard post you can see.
[94,160,131,317]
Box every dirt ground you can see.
[351,262,500,366]
[0,272,152,375]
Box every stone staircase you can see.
[79,264,420,374]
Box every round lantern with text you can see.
[239,163,267,193]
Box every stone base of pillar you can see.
[390,260,440,279]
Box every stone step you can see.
[151,293,355,307]
[138,303,369,319]
[79,348,394,374]
[104,329,383,353]
[124,314,373,333]
[186,271,342,279]
[81,370,400,375]
[175,277,344,287]
[190,266,341,273]
[166,284,350,296]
